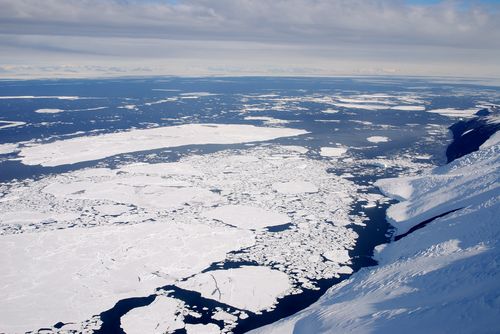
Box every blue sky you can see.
[0,0,499,78]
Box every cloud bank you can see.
[0,0,499,78]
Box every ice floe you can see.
[0,143,19,154]
[34,108,64,114]
[203,205,290,230]
[390,105,426,111]
[178,266,291,312]
[180,92,218,99]
[244,116,291,125]
[185,323,221,334]
[426,108,479,118]
[120,296,185,334]
[332,103,389,110]
[119,104,138,110]
[322,108,339,114]
[18,123,308,166]
[144,97,178,106]
[320,147,348,157]
[367,136,390,143]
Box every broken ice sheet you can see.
[0,145,369,332]
[0,222,254,333]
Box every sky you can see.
[0,0,500,78]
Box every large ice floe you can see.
[426,108,480,118]
[0,140,374,333]
[252,134,500,334]
[177,266,291,312]
[17,124,308,166]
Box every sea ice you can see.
[244,116,291,125]
[322,109,339,114]
[390,105,425,111]
[0,95,82,100]
[43,176,220,211]
[272,181,319,195]
[18,123,308,166]
[367,136,390,143]
[177,266,291,312]
[320,147,348,157]
[94,204,132,216]
[34,108,64,114]
[119,161,202,176]
[120,296,185,334]
[322,249,351,264]
[212,310,238,323]
[203,205,290,230]
[0,221,254,333]
[0,144,365,332]
[332,103,390,110]
[185,323,221,334]
[426,108,479,118]
[281,145,308,154]
[0,120,26,130]
[0,143,19,154]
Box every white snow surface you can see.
[178,266,291,312]
[481,131,500,148]
[376,143,500,236]
[252,138,500,334]
[17,124,308,166]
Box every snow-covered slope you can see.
[252,135,500,333]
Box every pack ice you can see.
[252,134,500,334]
[0,142,367,333]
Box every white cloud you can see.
[0,0,499,77]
